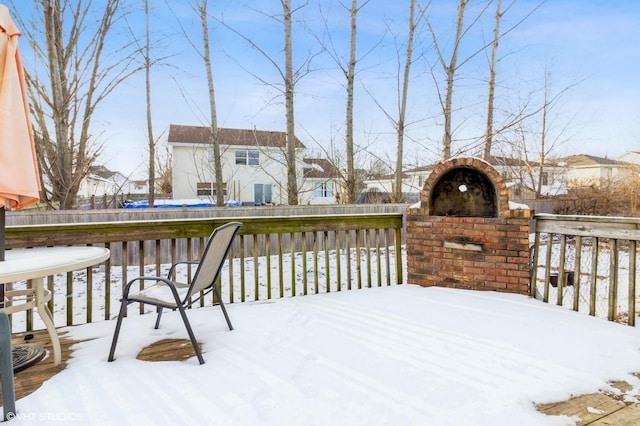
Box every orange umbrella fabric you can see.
[0,5,40,210]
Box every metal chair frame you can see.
[108,222,242,365]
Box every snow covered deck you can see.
[4,285,640,425]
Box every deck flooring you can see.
[536,378,640,425]
[1,329,639,425]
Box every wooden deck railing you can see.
[530,214,640,326]
[3,213,404,332]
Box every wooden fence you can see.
[3,213,404,332]
[6,204,409,225]
[530,214,640,326]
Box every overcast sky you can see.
[9,0,640,178]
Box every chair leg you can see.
[213,286,233,331]
[108,299,129,362]
[176,305,205,365]
[154,307,163,329]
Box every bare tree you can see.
[199,0,225,206]
[428,0,471,160]
[17,0,142,209]
[314,0,377,204]
[214,2,318,205]
[361,0,429,203]
[482,0,545,159]
[343,0,360,204]
[481,0,501,160]
[392,0,428,203]
[144,0,156,208]
[501,69,580,198]
[282,0,299,205]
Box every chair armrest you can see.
[166,261,200,278]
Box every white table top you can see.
[0,246,110,283]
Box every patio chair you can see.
[108,222,242,365]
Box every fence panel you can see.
[531,214,640,326]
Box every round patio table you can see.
[0,246,110,366]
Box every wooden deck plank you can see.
[587,403,640,426]
[0,330,72,405]
[136,338,201,362]
[538,393,626,425]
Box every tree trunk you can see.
[482,0,501,160]
[394,0,418,203]
[145,0,156,208]
[441,0,467,160]
[200,0,225,206]
[283,0,298,205]
[43,0,71,207]
[344,0,358,204]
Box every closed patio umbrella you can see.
[0,5,41,261]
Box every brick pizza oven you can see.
[406,157,531,294]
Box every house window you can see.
[541,172,549,186]
[197,182,212,196]
[254,183,272,204]
[314,182,334,198]
[236,150,259,165]
[197,182,227,196]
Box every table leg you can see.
[33,277,61,365]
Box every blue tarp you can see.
[123,199,239,209]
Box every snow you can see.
[7,284,640,425]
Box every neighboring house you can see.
[78,166,149,197]
[128,180,149,195]
[301,158,342,205]
[561,154,635,189]
[618,151,640,165]
[363,165,432,196]
[78,165,148,200]
[78,173,118,199]
[168,125,306,205]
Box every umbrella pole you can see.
[0,207,4,309]
[0,206,4,261]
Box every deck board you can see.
[537,393,626,425]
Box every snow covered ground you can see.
[6,242,640,425]
[9,284,640,425]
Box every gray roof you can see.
[303,158,341,179]
[560,154,631,167]
[168,125,305,149]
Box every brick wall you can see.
[406,208,531,294]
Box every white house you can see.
[168,125,315,205]
[301,158,342,205]
[78,173,117,199]
[78,165,148,199]
[561,154,635,188]
[618,151,640,165]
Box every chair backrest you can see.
[185,222,242,302]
